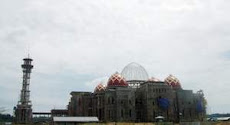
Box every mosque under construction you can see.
[67,62,207,122]
[14,58,207,124]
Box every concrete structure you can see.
[32,112,52,123]
[66,63,207,122]
[14,57,34,124]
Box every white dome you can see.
[121,62,149,81]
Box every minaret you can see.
[15,57,33,124]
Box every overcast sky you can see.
[0,0,230,114]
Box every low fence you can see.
[77,122,230,125]
[179,122,230,125]
[77,122,173,125]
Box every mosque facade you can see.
[67,63,206,122]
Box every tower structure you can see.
[15,57,33,124]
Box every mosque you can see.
[66,62,207,122]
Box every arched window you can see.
[108,97,111,104]
[129,100,132,105]
[129,109,132,117]
[112,97,115,104]
[121,109,124,118]
[78,98,81,106]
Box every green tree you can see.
[0,107,6,114]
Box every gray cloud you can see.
[0,0,230,114]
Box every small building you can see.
[52,117,99,125]
[51,109,68,117]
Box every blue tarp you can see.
[196,100,203,112]
[157,98,170,110]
